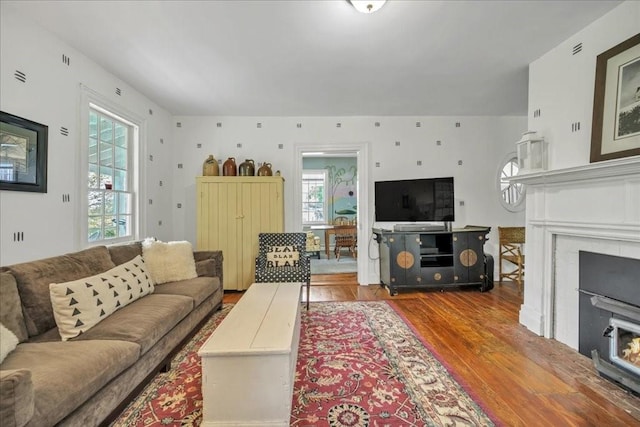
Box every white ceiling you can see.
[4,0,622,117]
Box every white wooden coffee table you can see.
[198,282,303,427]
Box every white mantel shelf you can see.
[511,156,640,185]
[515,155,640,347]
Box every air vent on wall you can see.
[572,121,581,132]
[14,70,26,82]
[60,127,69,136]
[573,43,583,55]
[115,87,122,96]
[62,54,70,66]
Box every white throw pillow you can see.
[0,323,19,363]
[50,255,154,340]
[142,238,197,284]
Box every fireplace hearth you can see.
[579,251,640,394]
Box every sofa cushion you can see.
[6,246,116,337]
[153,276,218,308]
[49,256,154,340]
[73,294,193,356]
[0,369,34,427]
[0,324,19,363]
[142,239,197,284]
[108,241,142,266]
[0,272,28,343]
[1,339,139,427]
[195,258,215,277]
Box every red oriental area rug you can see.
[112,301,496,427]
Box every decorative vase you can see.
[257,162,273,176]
[238,159,255,176]
[222,157,237,176]
[202,155,219,176]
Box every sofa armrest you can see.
[193,251,223,288]
[0,369,34,427]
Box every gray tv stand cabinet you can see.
[373,226,494,295]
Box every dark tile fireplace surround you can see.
[579,251,640,395]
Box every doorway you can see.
[293,143,370,285]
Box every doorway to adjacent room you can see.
[293,143,370,282]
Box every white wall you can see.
[172,115,526,283]
[0,6,175,265]
[528,0,640,169]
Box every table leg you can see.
[325,229,330,258]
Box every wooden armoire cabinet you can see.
[196,176,284,290]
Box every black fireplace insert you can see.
[578,251,640,395]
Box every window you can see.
[87,106,137,243]
[302,170,327,224]
[497,152,525,212]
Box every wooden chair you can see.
[334,227,357,261]
[333,216,349,225]
[498,226,525,289]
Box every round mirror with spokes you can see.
[497,152,525,212]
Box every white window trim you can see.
[302,169,328,225]
[79,85,147,248]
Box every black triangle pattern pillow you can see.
[49,255,154,340]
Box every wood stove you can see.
[579,251,640,394]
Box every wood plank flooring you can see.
[223,274,640,426]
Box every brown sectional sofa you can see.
[0,242,223,427]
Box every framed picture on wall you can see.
[0,111,48,193]
[590,33,640,163]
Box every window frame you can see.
[302,169,328,225]
[79,86,146,247]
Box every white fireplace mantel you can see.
[510,156,640,349]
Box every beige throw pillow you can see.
[266,245,300,267]
[142,239,197,284]
[0,323,19,363]
[50,255,154,340]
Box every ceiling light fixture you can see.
[349,0,387,14]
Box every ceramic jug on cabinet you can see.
[222,157,237,176]
[238,159,255,176]
[257,162,273,176]
[202,155,219,176]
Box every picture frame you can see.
[0,111,48,193]
[590,33,640,163]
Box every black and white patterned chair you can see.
[255,232,311,309]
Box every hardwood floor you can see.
[223,274,640,426]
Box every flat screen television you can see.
[374,177,455,222]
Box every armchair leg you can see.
[306,280,310,310]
